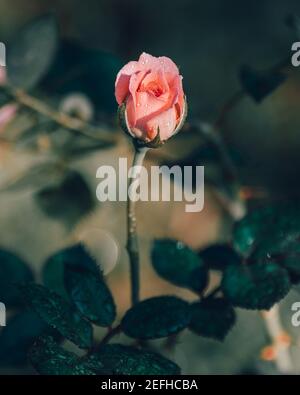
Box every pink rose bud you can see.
[115,52,187,148]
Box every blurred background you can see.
[0,0,300,375]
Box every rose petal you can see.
[127,70,149,124]
[115,74,131,105]
[157,56,180,75]
[146,106,178,141]
[115,61,140,104]
[138,52,160,70]
[139,70,169,100]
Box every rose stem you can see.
[127,146,149,306]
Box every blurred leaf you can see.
[151,239,208,293]
[250,231,300,284]
[0,311,59,367]
[0,249,33,307]
[286,14,300,39]
[233,202,300,255]
[0,91,11,107]
[18,283,93,349]
[64,140,113,159]
[16,121,57,149]
[121,296,191,340]
[221,262,291,310]
[199,244,242,271]
[41,40,123,113]
[35,170,95,227]
[29,336,96,375]
[189,298,236,340]
[239,65,286,102]
[64,257,116,327]
[86,344,180,375]
[7,14,58,89]
[42,244,98,299]
[0,161,64,193]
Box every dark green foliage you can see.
[233,202,300,255]
[7,14,58,89]
[29,336,96,375]
[42,252,69,299]
[221,262,291,310]
[35,170,95,228]
[0,311,59,366]
[199,244,242,271]
[64,259,116,327]
[42,244,99,298]
[239,65,286,102]
[189,298,236,340]
[121,296,191,339]
[18,284,93,349]
[41,40,123,113]
[86,344,180,375]
[0,249,33,307]
[250,231,300,284]
[152,239,208,293]
[286,14,300,39]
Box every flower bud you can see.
[115,52,187,148]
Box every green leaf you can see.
[199,244,242,271]
[7,14,58,89]
[0,249,33,307]
[0,311,60,367]
[29,336,97,375]
[239,65,286,102]
[151,239,208,293]
[42,244,98,298]
[189,298,236,340]
[64,258,116,327]
[18,284,93,349]
[233,202,300,255]
[42,40,124,114]
[250,231,300,284]
[86,344,180,375]
[35,170,95,228]
[221,262,291,310]
[121,296,191,339]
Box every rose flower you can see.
[115,52,186,147]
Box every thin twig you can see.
[100,324,122,346]
[214,90,245,130]
[126,146,149,305]
[2,85,118,145]
[206,285,222,299]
